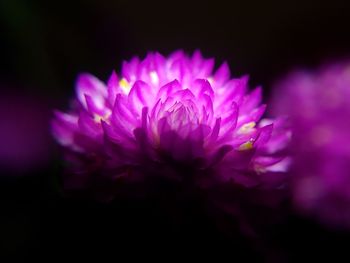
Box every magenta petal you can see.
[172,88,195,101]
[102,121,120,143]
[255,124,273,147]
[157,116,171,136]
[52,111,79,148]
[191,124,211,141]
[215,76,248,111]
[76,73,107,110]
[169,50,186,63]
[111,95,137,138]
[192,79,214,98]
[85,95,105,115]
[78,110,101,137]
[153,52,167,85]
[238,104,266,126]
[191,50,214,78]
[122,56,140,81]
[254,156,284,167]
[209,118,221,143]
[170,58,191,84]
[128,80,154,114]
[240,87,262,113]
[141,107,148,129]
[214,62,230,86]
[103,122,138,163]
[107,71,119,107]
[198,94,214,123]
[209,144,233,166]
[156,79,182,102]
[200,58,215,77]
[218,102,239,138]
[191,49,203,65]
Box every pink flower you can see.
[52,50,289,198]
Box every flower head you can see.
[272,63,350,228]
[52,50,289,198]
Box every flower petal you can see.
[128,80,155,115]
[76,73,107,111]
[214,61,230,87]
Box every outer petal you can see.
[191,50,215,78]
[213,62,230,87]
[78,110,102,138]
[240,87,263,113]
[121,56,140,81]
[52,111,79,150]
[107,71,120,107]
[214,76,248,112]
[218,102,239,139]
[153,52,168,86]
[110,95,137,139]
[76,73,107,112]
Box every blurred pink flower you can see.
[272,63,350,228]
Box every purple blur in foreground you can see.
[272,63,350,228]
[0,93,50,174]
[52,50,289,198]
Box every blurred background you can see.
[1,0,350,261]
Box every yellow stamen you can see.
[238,140,254,151]
[238,122,256,134]
[94,112,111,123]
[119,78,131,94]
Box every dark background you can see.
[1,0,350,261]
